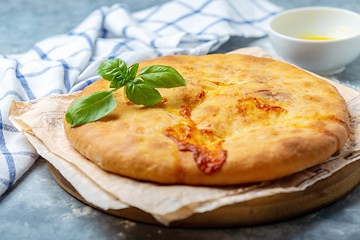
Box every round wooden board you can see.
[48,160,360,228]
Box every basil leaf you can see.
[109,74,128,89]
[66,58,188,127]
[65,89,117,126]
[138,65,187,88]
[125,79,162,106]
[97,59,127,81]
[126,63,139,81]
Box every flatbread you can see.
[64,54,350,185]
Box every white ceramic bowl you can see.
[268,7,360,75]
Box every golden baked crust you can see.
[64,54,350,185]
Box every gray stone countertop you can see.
[1,0,360,239]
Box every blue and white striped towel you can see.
[0,0,281,196]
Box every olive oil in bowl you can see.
[299,36,335,40]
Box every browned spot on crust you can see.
[179,104,191,119]
[164,123,227,175]
[237,97,287,117]
[186,90,206,105]
[303,95,320,102]
[211,81,234,87]
[159,98,167,104]
[252,89,291,102]
[196,90,206,103]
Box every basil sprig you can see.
[65,58,187,127]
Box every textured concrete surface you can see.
[1,0,360,239]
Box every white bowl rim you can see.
[269,6,360,43]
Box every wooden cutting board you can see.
[48,158,360,227]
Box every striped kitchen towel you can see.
[0,0,281,196]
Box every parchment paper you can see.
[8,47,360,225]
